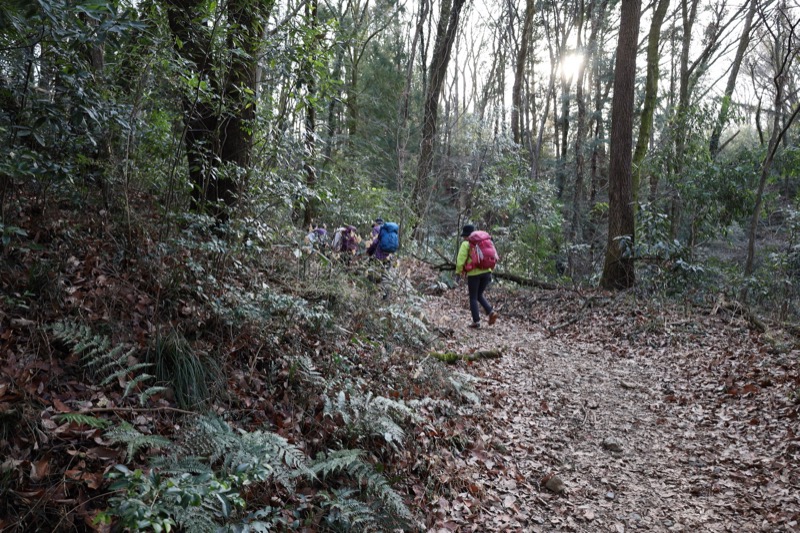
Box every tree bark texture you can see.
[600,0,641,290]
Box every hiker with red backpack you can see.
[455,224,499,329]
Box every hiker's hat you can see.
[461,224,475,237]
[375,217,384,225]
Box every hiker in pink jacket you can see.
[455,224,499,329]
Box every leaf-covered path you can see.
[421,283,800,532]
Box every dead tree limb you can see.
[429,259,559,290]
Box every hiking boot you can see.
[488,311,499,325]
[468,322,480,329]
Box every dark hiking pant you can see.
[467,272,493,323]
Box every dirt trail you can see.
[422,285,800,532]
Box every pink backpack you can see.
[465,231,498,271]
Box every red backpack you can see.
[465,231,498,271]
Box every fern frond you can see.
[123,373,155,397]
[105,422,171,460]
[325,390,418,448]
[139,386,168,406]
[241,430,312,481]
[312,450,413,526]
[101,362,153,386]
[290,355,325,387]
[54,413,110,429]
[177,415,239,461]
[320,488,378,531]
[311,448,365,479]
[449,372,481,405]
[150,455,213,476]
[173,506,218,533]
[51,321,158,404]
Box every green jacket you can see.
[455,240,492,276]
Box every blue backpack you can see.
[378,222,399,253]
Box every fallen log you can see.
[431,261,558,290]
[430,349,502,364]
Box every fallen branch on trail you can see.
[430,261,558,290]
[431,349,502,363]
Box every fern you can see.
[105,422,171,460]
[138,385,169,405]
[173,506,218,533]
[312,449,413,526]
[324,390,419,448]
[174,415,311,488]
[320,488,379,531]
[50,320,158,406]
[54,413,110,429]
[105,415,415,531]
[289,354,325,387]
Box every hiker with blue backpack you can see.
[367,218,399,261]
[455,224,499,329]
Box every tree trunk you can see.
[570,1,588,250]
[302,0,321,227]
[600,0,640,290]
[166,0,273,222]
[743,8,800,296]
[397,0,429,195]
[165,0,225,219]
[511,0,534,145]
[412,0,467,229]
[709,0,756,158]
[631,0,669,205]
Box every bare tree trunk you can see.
[743,7,800,296]
[397,0,429,195]
[570,0,608,269]
[631,0,669,205]
[600,0,640,290]
[511,0,534,145]
[570,0,588,251]
[302,0,321,227]
[709,0,757,158]
[412,0,467,229]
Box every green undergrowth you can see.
[0,202,483,532]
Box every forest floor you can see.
[2,193,799,532]
[418,278,800,532]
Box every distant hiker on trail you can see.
[370,218,383,243]
[304,224,328,252]
[367,218,399,262]
[331,225,360,259]
[455,224,499,329]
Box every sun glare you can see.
[558,53,585,82]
